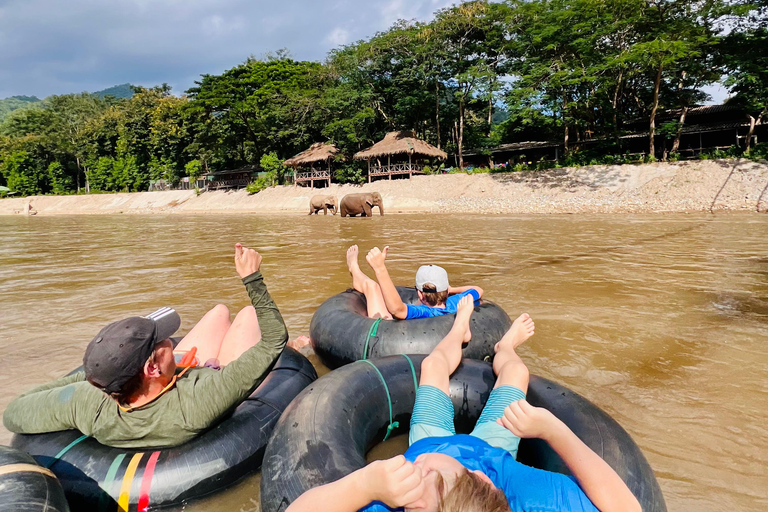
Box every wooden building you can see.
[285,142,341,188]
[463,104,766,166]
[354,131,447,183]
[200,167,257,191]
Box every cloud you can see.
[0,0,456,98]
[325,27,350,47]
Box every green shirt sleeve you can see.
[181,270,288,429]
[2,371,104,435]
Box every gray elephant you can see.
[309,195,338,215]
[340,192,384,217]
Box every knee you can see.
[420,355,445,377]
[363,280,382,294]
[497,359,529,383]
[235,306,258,321]
[209,304,230,319]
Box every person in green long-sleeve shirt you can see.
[2,243,287,449]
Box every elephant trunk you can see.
[378,204,384,216]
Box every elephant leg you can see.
[323,206,327,215]
[363,204,372,217]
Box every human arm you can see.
[367,246,408,320]
[447,285,484,299]
[498,400,641,512]
[287,455,425,512]
[3,372,101,434]
[184,245,288,428]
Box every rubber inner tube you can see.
[12,347,317,511]
[0,445,70,512]
[260,355,666,512]
[310,287,512,368]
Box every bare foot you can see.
[347,245,367,292]
[288,335,311,350]
[495,313,535,353]
[454,295,474,343]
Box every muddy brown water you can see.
[1,213,766,512]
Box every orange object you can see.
[179,347,198,368]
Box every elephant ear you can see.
[365,199,373,206]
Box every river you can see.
[0,213,766,511]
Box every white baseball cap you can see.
[415,265,449,293]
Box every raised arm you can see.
[499,400,641,512]
[287,456,425,512]
[367,247,408,320]
[184,244,288,428]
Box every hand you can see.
[366,246,389,271]
[234,243,262,278]
[362,455,425,509]
[497,399,561,441]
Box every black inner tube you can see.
[0,446,70,512]
[12,347,317,511]
[260,355,666,512]
[310,287,512,369]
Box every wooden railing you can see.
[369,163,424,176]
[296,169,331,181]
[208,177,252,190]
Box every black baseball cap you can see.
[83,307,181,394]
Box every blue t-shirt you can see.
[405,289,481,320]
[359,435,599,512]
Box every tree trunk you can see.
[435,81,441,150]
[671,105,689,154]
[458,98,465,170]
[649,64,663,158]
[563,92,570,154]
[745,108,765,153]
[611,68,624,134]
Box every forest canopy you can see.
[1,0,766,196]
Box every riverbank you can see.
[2,159,767,215]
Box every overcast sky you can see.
[0,0,727,103]
[0,0,455,99]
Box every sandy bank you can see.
[2,159,767,216]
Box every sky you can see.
[0,0,455,99]
[0,0,728,103]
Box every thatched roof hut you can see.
[284,142,341,168]
[354,131,447,161]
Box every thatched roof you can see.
[284,142,341,168]
[354,131,447,160]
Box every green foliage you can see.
[185,160,203,182]
[0,151,46,196]
[747,143,768,162]
[260,152,288,184]
[47,162,73,194]
[0,96,42,124]
[334,161,366,184]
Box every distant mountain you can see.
[0,85,135,124]
[0,95,42,124]
[93,83,135,99]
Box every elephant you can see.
[339,192,384,217]
[309,195,338,215]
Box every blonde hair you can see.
[438,471,510,512]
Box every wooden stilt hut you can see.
[354,131,447,183]
[285,143,342,188]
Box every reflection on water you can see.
[1,213,767,512]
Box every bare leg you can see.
[217,306,262,366]
[175,304,231,363]
[493,313,535,391]
[419,295,474,394]
[347,245,392,319]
